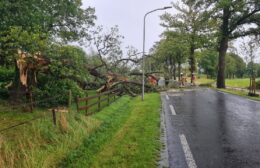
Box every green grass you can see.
[196,77,215,86]
[60,93,161,168]
[196,77,260,89]
[217,88,260,102]
[225,78,260,89]
[92,93,161,168]
[0,93,161,168]
[0,102,101,168]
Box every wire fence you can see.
[0,89,122,134]
[0,116,45,133]
[0,92,68,133]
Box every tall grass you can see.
[0,109,101,168]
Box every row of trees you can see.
[150,0,259,88]
[197,50,260,79]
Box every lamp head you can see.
[163,6,172,9]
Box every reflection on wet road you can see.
[161,88,260,168]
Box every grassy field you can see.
[0,93,161,168]
[225,78,250,88]
[60,93,161,168]
[195,77,260,89]
[196,77,215,86]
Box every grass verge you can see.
[60,93,161,168]
[225,78,260,89]
[196,77,215,87]
[217,88,260,102]
[225,78,250,88]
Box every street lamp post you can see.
[142,6,172,101]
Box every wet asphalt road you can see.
[161,88,260,168]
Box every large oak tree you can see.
[204,0,260,88]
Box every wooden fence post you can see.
[98,95,101,111]
[29,92,33,113]
[108,92,110,105]
[114,92,116,101]
[86,99,88,113]
[253,77,256,95]
[68,90,72,113]
[76,96,79,113]
[249,78,252,94]
[52,109,57,126]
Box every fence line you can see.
[76,88,121,115]
[8,93,67,109]
[0,91,72,133]
[0,115,46,133]
[0,89,122,133]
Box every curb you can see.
[158,94,169,168]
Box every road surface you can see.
[161,88,260,168]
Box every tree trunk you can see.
[189,45,196,83]
[9,62,26,103]
[173,64,176,80]
[217,7,230,88]
[178,62,181,81]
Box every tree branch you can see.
[229,9,260,33]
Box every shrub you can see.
[0,67,14,99]
[0,67,14,82]
[0,88,9,99]
[33,78,86,107]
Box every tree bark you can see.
[189,44,196,83]
[9,62,26,103]
[173,64,176,80]
[217,36,228,88]
[178,62,181,81]
[217,7,230,88]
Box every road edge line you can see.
[169,105,176,115]
[166,95,169,100]
[179,134,197,168]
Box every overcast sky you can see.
[83,0,260,62]
[84,0,173,53]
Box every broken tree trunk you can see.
[9,49,49,105]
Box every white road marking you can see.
[179,134,197,168]
[166,95,169,100]
[168,93,184,97]
[217,91,228,95]
[169,105,176,115]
